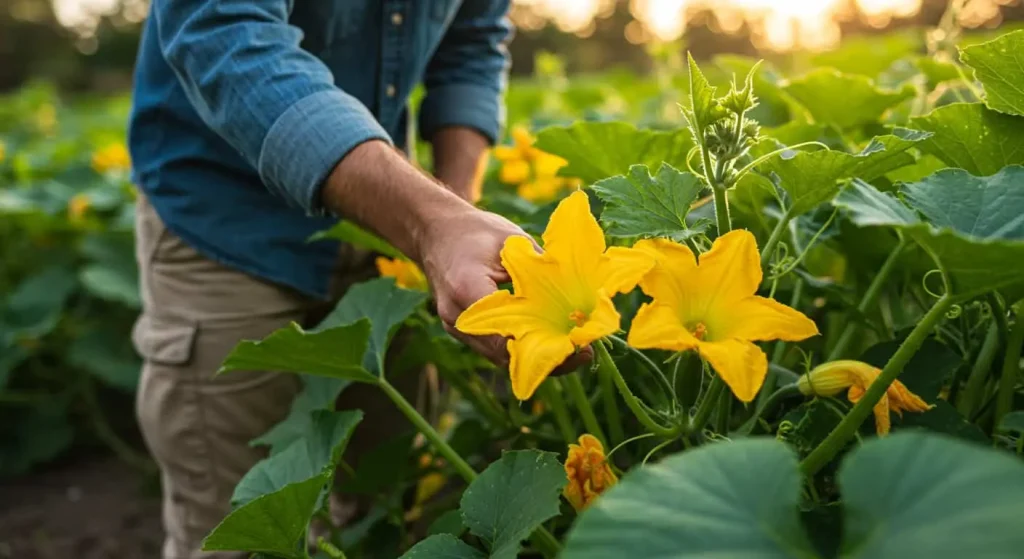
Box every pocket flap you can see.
[132,314,198,365]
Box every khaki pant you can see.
[133,195,413,559]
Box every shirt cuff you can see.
[418,83,504,144]
[259,89,392,215]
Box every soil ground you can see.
[0,455,163,559]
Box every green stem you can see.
[827,238,908,361]
[607,334,675,399]
[758,279,804,410]
[956,321,1001,417]
[563,373,608,446]
[438,367,507,429]
[538,380,576,444]
[738,384,803,435]
[599,357,626,445]
[800,295,954,476]
[714,388,732,434]
[379,379,563,557]
[995,311,1024,429]
[760,209,793,268]
[712,186,732,235]
[689,376,726,434]
[595,341,682,438]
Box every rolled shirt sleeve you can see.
[418,0,513,144]
[153,0,391,214]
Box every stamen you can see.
[569,310,588,327]
[692,322,707,340]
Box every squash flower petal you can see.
[797,360,933,436]
[376,257,428,291]
[564,434,617,511]
[456,190,654,400]
[627,230,818,403]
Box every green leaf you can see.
[460,450,566,559]
[79,264,140,308]
[998,411,1024,433]
[67,330,141,391]
[684,52,721,144]
[339,432,415,496]
[251,376,349,454]
[836,167,1024,301]
[400,534,485,559]
[898,401,988,443]
[783,69,914,130]
[960,29,1024,117]
[2,265,76,337]
[839,432,1024,558]
[533,121,693,185]
[428,510,467,537]
[309,221,402,259]
[910,103,1024,176]
[759,129,928,216]
[314,278,429,376]
[233,410,362,507]
[834,179,921,228]
[219,320,376,383]
[0,405,74,476]
[203,474,327,559]
[590,163,709,241]
[561,438,816,558]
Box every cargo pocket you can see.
[132,313,198,366]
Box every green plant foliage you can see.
[960,30,1024,117]
[401,534,485,559]
[533,121,692,184]
[220,320,375,382]
[591,163,708,241]
[251,376,349,455]
[909,103,1024,176]
[783,69,914,130]
[308,221,402,259]
[459,450,567,558]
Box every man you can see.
[128,1,539,557]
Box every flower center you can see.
[690,321,708,341]
[568,309,589,327]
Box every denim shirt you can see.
[128,0,512,299]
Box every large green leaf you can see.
[783,69,914,130]
[533,121,693,185]
[308,221,402,259]
[203,473,326,559]
[2,265,76,337]
[251,376,349,454]
[834,167,1024,301]
[79,264,140,308]
[67,330,141,391]
[314,277,429,376]
[839,432,1024,558]
[998,411,1024,433]
[460,450,566,559]
[590,163,708,241]
[233,410,362,507]
[909,103,1024,176]
[758,129,929,216]
[400,534,485,559]
[561,439,816,558]
[219,320,375,383]
[960,30,1024,117]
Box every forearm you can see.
[431,126,491,203]
[320,140,474,264]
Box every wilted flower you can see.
[564,434,617,511]
[92,142,132,174]
[492,126,581,202]
[456,190,653,400]
[628,230,819,402]
[376,257,428,291]
[798,360,933,435]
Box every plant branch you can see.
[995,309,1024,429]
[595,341,682,438]
[563,373,608,445]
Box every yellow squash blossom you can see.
[456,190,653,400]
[492,126,581,203]
[92,142,132,174]
[628,230,818,402]
[68,193,91,221]
[798,360,933,436]
[564,434,617,511]
[376,256,428,291]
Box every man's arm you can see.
[420,0,512,202]
[152,0,390,213]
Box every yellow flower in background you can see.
[68,193,91,221]
[798,360,933,436]
[0,141,6,163]
[376,257,428,291]
[456,190,653,400]
[493,126,580,203]
[91,142,132,174]
[564,434,617,511]
[628,230,819,403]
[35,104,57,134]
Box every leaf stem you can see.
[758,279,804,409]
[760,208,793,268]
[595,341,682,438]
[538,380,576,445]
[607,334,675,400]
[995,309,1024,429]
[733,141,830,181]
[562,373,608,446]
[738,384,803,435]
[689,375,726,434]
[827,237,908,361]
[800,295,954,476]
[956,321,1001,418]
[599,356,626,445]
[712,186,732,235]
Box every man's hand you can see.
[321,140,590,372]
[430,126,490,203]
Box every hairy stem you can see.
[563,373,608,445]
[596,341,682,438]
[599,357,626,445]
[689,375,726,434]
[801,295,954,476]
[760,209,793,268]
[956,321,1001,418]
[712,186,732,235]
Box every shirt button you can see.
[385,84,397,97]
[391,12,403,26]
